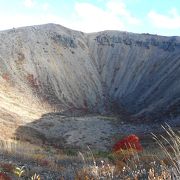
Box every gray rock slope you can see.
[0,23,179,120]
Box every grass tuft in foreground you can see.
[76,124,180,179]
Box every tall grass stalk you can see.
[152,123,180,179]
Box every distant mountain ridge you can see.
[0,23,179,121]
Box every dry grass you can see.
[0,125,179,179]
[76,125,180,180]
[76,149,115,180]
[152,124,180,179]
[0,139,67,173]
[0,139,43,158]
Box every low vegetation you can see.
[0,124,179,179]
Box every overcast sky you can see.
[0,0,180,36]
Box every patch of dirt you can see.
[14,113,180,151]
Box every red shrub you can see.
[39,159,49,167]
[0,173,11,180]
[0,163,14,173]
[113,134,143,153]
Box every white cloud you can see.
[0,14,64,30]
[70,1,141,32]
[72,2,125,32]
[148,8,180,29]
[23,0,49,11]
[106,0,140,25]
[23,0,36,8]
[0,1,140,33]
[42,3,49,11]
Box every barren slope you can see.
[88,31,180,119]
[0,24,179,118]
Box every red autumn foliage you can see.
[0,173,11,180]
[0,163,14,173]
[112,134,143,153]
[26,74,38,88]
[2,73,10,81]
[39,159,49,167]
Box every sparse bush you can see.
[76,126,179,179]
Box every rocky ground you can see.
[15,113,180,151]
